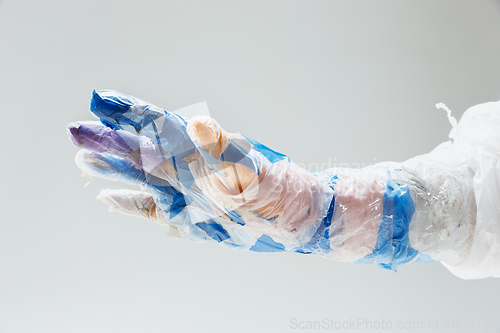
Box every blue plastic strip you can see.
[220,141,259,174]
[295,174,337,254]
[169,193,189,219]
[195,222,231,242]
[91,90,142,132]
[225,209,246,226]
[242,135,289,164]
[249,235,286,252]
[354,177,418,271]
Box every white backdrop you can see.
[1,0,500,332]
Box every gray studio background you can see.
[1,1,500,332]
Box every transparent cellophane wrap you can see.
[70,90,500,279]
[407,101,500,279]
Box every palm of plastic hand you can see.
[68,90,332,253]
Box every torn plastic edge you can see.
[81,170,93,187]
[436,102,458,142]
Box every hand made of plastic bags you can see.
[68,91,500,279]
[67,90,343,254]
[67,90,438,271]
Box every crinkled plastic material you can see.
[67,90,500,279]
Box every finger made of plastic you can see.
[75,150,179,200]
[90,90,196,159]
[97,188,164,222]
[68,121,177,180]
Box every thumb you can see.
[186,116,261,200]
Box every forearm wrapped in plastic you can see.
[67,90,500,279]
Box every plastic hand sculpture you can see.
[68,90,500,279]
